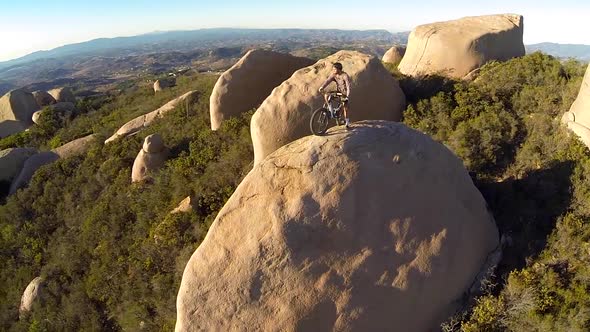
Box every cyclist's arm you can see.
[344,74,351,98]
[319,74,335,91]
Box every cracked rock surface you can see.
[176,120,499,332]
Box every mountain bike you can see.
[310,91,347,135]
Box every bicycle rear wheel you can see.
[310,108,330,135]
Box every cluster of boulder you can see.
[11,11,590,330]
[1,134,97,195]
[174,12,534,331]
[0,87,77,138]
[209,49,407,165]
[14,12,559,329]
[0,89,39,138]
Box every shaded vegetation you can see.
[0,74,253,331]
[391,53,590,331]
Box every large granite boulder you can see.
[382,45,406,64]
[52,134,97,158]
[0,148,37,182]
[9,152,60,194]
[19,277,43,319]
[32,90,56,107]
[32,102,77,125]
[250,50,406,165]
[398,14,525,78]
[105,91,199,143]
[210,49,314,130]
[562,65,590,147]
[7,135,96,194]
[177,121,499,331]
[48,87,76,103]
[154,77,177,93]
[0,89,39,138]
[131,134,169,182]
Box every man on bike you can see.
[318,62,352,129]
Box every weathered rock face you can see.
[9,152,60,194]
[177,121,499,332]
[154,77,177,93]
[105,91,199,143]
[382,45,406,64]
[0,89,39,138]
[171,196,194,214]
[31,111,43,125]
[32,90,56,107]
[398,14,525,78]
[52,134,97,158]
[251,50,406,165]
[562,65,590,147]
[48,87,76,103]
[131,134,169,182]
[0,148,37,182]
[32,102,77,125]
[210,49,315,130]
[19,277,43,318]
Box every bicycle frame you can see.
[325,93,343,118]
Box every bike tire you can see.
[310,108,330,135]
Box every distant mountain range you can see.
[0,28,408,71]
[0,28,587,96]
[526,43,590,61]
[0,28,409,94]
[1,29,588,72]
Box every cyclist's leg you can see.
[343,100,350,127]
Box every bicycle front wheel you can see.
[310,108,330,135]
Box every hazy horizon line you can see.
[1,25,588,64]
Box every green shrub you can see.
[399,55,590,332]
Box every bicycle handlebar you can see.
[322,91,347,97]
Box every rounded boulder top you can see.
[143,133,165,153]
[250,50,406,166]
[382,45,406,64]
[48,87,76,103]
[176,120,499,332]
[398,14,525,78]
[209,49,314,130]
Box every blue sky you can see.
[1,0,589,61]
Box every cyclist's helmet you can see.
[333,62,343,71]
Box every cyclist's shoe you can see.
[345,124,351,130]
